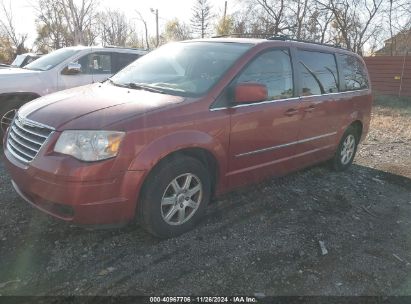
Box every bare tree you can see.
[99,9,131,46]
[233,0,293,36]
[34,0,98,49]
[136,11,150,50]
[34,0,70,51]
[316,0,384,54]
[0,0,27,56]
[253,0,290,35]
[191,0,214,38]
[59,0,98,45]
[291,0,310,39]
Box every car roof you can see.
[62,45,148,54]
[188,37,354,54]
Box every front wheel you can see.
[1,107,18,139]
[332,126,359,171]
[139,156,211,238]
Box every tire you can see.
[139,156,211,238]
[332,126,359,171]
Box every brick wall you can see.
[363,56,411,96]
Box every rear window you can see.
[339,54,369,91]
[298,50,339,96]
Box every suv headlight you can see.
[54,130,125,162]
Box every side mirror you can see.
[62,62,82,75]
[234,83,268,104]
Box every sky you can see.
[9,0,238,48]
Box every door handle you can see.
[305,105,315,113]
[285,108,299,117]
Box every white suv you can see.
[0,46,147,136]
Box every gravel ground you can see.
[0,96,410,296]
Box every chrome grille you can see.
[7,116,54,163]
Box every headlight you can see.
[54,130,125,162]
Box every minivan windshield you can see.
[110,42,253,97]
[24,48,80,71]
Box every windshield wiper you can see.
[126,83,167,94]
[107,78,129,87]
[108,79,171,95]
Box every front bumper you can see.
[3,145,145,226]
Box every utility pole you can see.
[223,1,227,20]
[150,8,159,47]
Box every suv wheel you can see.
[139,156,211,238]
[332,126,359,171]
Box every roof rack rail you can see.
[212,33,273,39]
[268,35,344,49]
[211,33,345,49]
[103,45,148,51]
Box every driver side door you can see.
[58,53,94,91]
[227,48,303,189]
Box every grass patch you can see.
[370,94,411,141]
[373,94,411,115]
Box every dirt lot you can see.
[0,96,410,296]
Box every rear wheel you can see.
[332,126,359,171]
[139,156,211,238]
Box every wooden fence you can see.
[363,56,411,97]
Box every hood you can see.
[19,83,186,130]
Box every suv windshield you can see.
[25,48,80,71]
[110,42,253,97]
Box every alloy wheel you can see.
[340,134,356,165]
[161,173,203,226]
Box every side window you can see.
[77,55,89,74]
[113,53,140,73]
[76,53,112,75]
[298,50,339,96]
[237,49,294,101]
[339,54,369,91]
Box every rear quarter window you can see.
[339,54,369,91]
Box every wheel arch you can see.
[151,147,219,195]
[0,92,41,110]
[350,120,363,140]
[129,131,227,203]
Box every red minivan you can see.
[3,38,372,238]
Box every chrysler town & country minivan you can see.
[3,38,372,237]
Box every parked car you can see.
[2,38,372,238]
[0,53,42,69]
[11,53,42,68]
[0,46,147,136]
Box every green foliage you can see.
[164,19,192,42]
[215,15,234,36]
